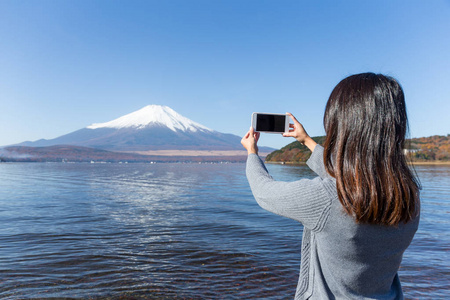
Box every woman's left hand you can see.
[241,127,260,155]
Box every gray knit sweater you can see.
[246,145,419,300]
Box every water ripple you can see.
[0,162,448,299]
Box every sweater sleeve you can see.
[246,153,332,231]
[306,144,333,180]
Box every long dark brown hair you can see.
[323,73,420,226]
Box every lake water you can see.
[0,162,448,299]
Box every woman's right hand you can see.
[283,112,317,152]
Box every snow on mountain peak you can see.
[87,105,212,132]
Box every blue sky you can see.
[0,0,449,149]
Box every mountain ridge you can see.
[12,105,270,152]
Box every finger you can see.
[287,112,300,125]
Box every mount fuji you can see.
[16,105,259,152]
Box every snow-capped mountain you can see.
[87,105,212,132]
[16,105,247,151]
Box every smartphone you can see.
[251,112,289,133]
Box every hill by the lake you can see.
[265,136,326,163]
[408,135,450,162]
[265,135,449,164]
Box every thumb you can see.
[255,131,260,142]
[249,126,257,138]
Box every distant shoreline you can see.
[265,161,450,166]
[265,135,449,166]
[124,150,272,157]
[409,161,450,165]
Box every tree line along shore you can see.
[265,135,449,164]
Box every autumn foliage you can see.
[265,135,449,163]
[408,135,450,161]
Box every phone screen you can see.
[256,114,286,132]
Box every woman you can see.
[241,73,420,299]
